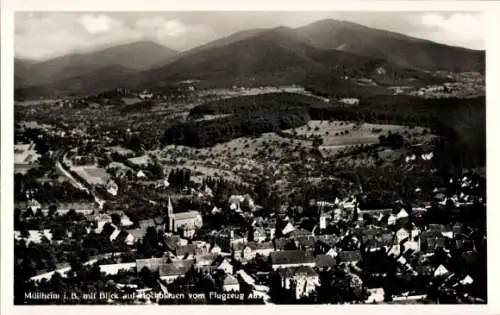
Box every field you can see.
[73,166,110,186]
[128,155,152,167]
[121,97,143,105]
[284,120,432,156]
[147,119,437,186]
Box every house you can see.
[106,180,118,196]
[212,229,246,253]
[339,98,360,106]
[216,258,234,274]
[315,254,337,270]
[174,244,200,259]
[236,269,256,287]
[192,240,211,255]
[252,227,267,242]
[211,206,221,214]
[459,275,474,285]
[366,288,385,303]
[274,237,293,251]
[338,250,362,265]
[52,202,96,215]
[136,257,168,273]
[194,254,218,273]
[159,260,194,283]
[127,227,147,242]
[424,236,446,253]
[92,212,133,232]
[14,229,53,245]
[270,250,315,270]
[234,242,274,261]
[395,228,410,244]
[112,230,135,246]
[202,185,213,197]
[138,217,164,231]
[223,274,240,292]
[364,233,393,252]
[282,222,296,235]
[396,209,409,220]
[99,262,136,275]
[293,236,316,250]
[433,264,450,278]
[289,228,313,239]
[163,235,182,252]
[316,234,339,253]
[229,195,245,211]
[228,194,256,212]
[27,199,43,214]
[210,244,222,254]
[278,266,319,300]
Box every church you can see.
[165,197,203,239]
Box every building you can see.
[212,229,247,253]
[278,266,319,300]
[138,217,164,231]
[216,258,234,274]
[337,250,362,265]
[14,143,40,174]
[174,211,203,239]
[159,260,194,283]
[223,274,240,292]
[252,227,267,242]
[315,254,337,270]
[433,264,450,278]
[194,254,218,273]
[111,230,135,246]
[282,222,296,235]
[318,203,327,230]
[136,257,167,273]
[14,229,53,245]
[234,241,274,261]
[174,244,200,259]
[270,250,315,270]
[164,196,203,239]
[104,179,119,196]
[366,288,385,303]
[339,98,360,106]
[316,234,340,253]
[228,194,256,212]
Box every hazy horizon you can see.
[15,12,485,61]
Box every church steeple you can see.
[167,196,174,216]
[318,202,326,230]
[166,196,176,233]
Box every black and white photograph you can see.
[8,8,490,306]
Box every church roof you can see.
[174,210,201,221]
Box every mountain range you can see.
[14,19,485,98]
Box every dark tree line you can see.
[163,109,309,148]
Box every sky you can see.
[15,11,485,60]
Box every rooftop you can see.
[270,250,315,265]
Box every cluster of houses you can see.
[14,142,41,175]
[17,171,484,304]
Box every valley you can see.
[13,16,486,306]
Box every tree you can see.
[312,137,324,147]
[111,213,121,226]
[48,205,57,217]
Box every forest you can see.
[163,109,310,148]
[163,92,485,170]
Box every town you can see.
[14,82,486,305]
[13,12,486,305]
